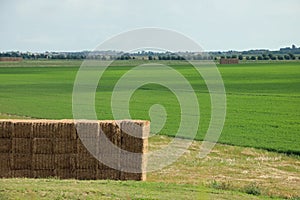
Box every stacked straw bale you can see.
[0,119,149,180]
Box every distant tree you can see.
[246,56,250,60]
[220,56,225,59]
[268,53,276,60]
[238,55,243,60]
[257,55,263,60]
[231,55,237,59]
[250,56,256,60]
[288,53,296,60]
[226,55,231,59]
[277,55,284,60]
[262,54,269,60]
[148,55,153,60]
[284,55,290,60]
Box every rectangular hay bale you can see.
[56,122,77,139]
[54,138,77,154]
[33,138,53,154]
[55,154,76,169]
[76,153,98,169]
[12,138,32,154]
[32,122,56,138]
[12,121,32,138]
[32,154,54,170]
[0,121,12,138]
[0,138,11,153]
[10,154,31,170]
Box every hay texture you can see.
[0,119,149,180]
[0,138,11,153]
[33,138,53,154]
[0,121,12,138]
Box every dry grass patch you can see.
[147,135,300,199]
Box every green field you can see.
[0,60,299,154]
[0,60,300,199]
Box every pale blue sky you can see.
[1,0,299,52]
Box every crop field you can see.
[0,60,299,154]
[0,60,299,199]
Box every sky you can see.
[0,0,299,52]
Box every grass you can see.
[0,60,299,155]
[0,178,278,200]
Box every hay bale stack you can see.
[0,119,149,181]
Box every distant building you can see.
[0,57,23,61]
[220,58,239,64]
